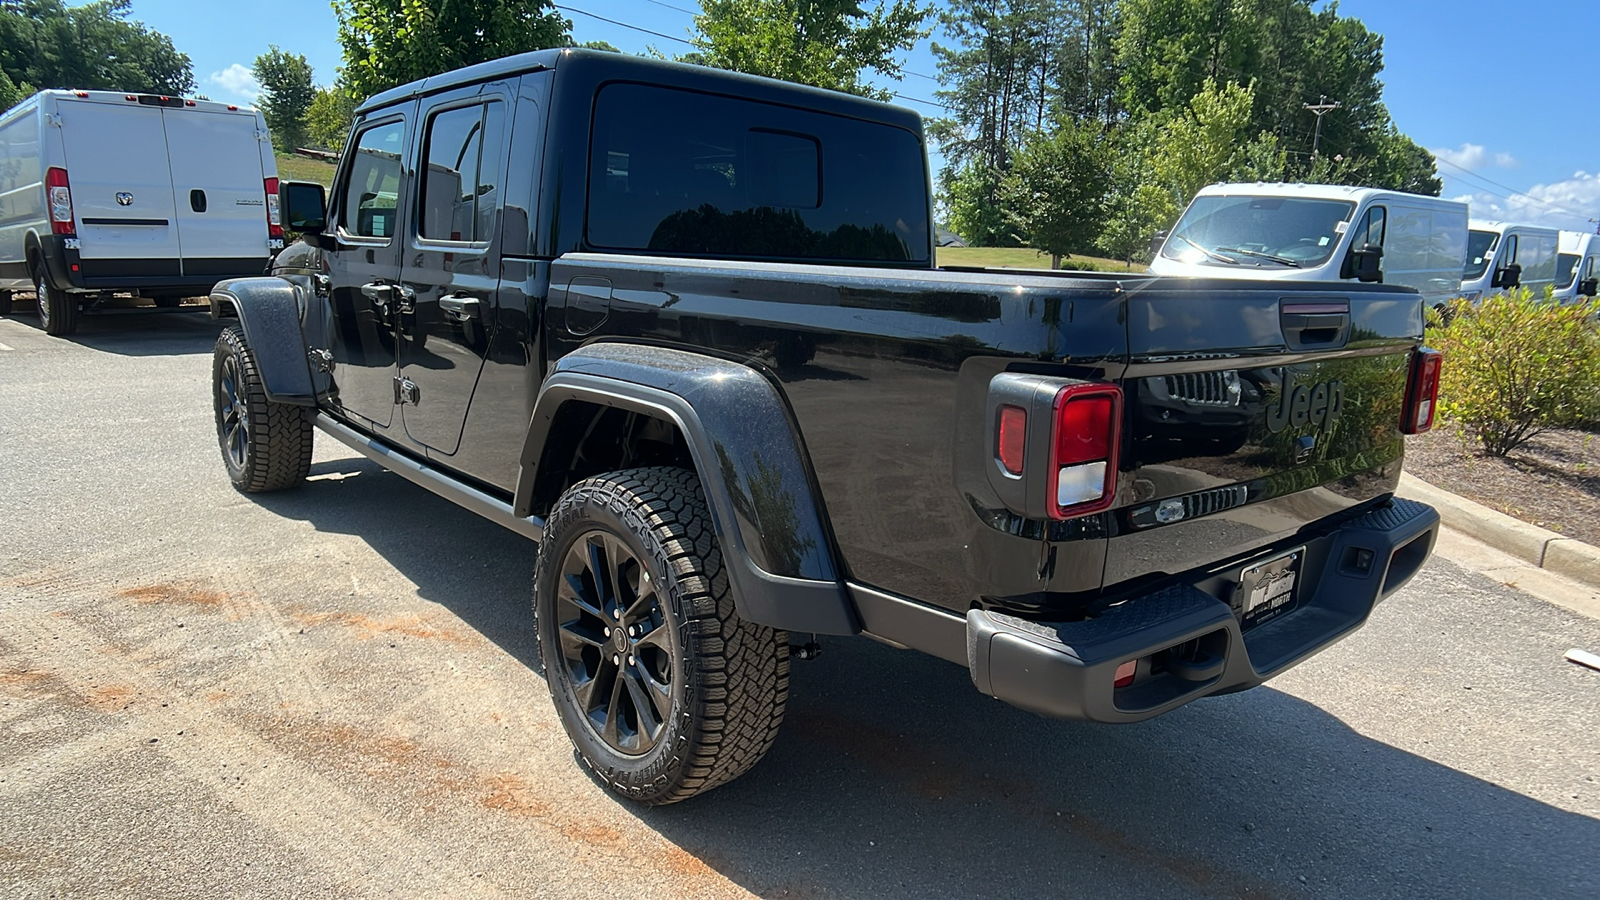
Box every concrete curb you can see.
[1397,472,1600,588]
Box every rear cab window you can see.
[585,83,930,264]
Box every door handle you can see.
[360,282,392,307]
[439,293,481,320]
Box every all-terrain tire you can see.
[33,263,79,336]
[213,325,313,492]
[533,467,790,805]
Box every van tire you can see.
[152,296,184,309]
[213,325,313,492]
[0,290,12,315]
[533,467,790,805]
[33,265,79,336]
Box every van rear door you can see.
[161,108,271,277]
[57,99,182,273]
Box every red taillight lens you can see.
[46,167,73,235]
[264,177,283,238]
[1049,384,1122,518]
[1402,348,1442,434]
[997,405,1027,475]
[1113,659,1137,688]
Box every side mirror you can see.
[1492,262,1522,289]
[1579,277,1598,298]
[1344,242,1384,283]
[1149,230,1168,258]
[280,180,328,234]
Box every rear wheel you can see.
[533,467,790,805]
[213,325,313,492]
[33,263,79,336]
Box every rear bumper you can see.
[36,235,268,292]
[966,497,1438,723]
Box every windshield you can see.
[1465,230,1498,280]
[1161,196,1356,268]
[1557,253,1580,288]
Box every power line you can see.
[556,4,694,45]
[639,0,699,14]
[1435,156,1595,220]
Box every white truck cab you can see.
[1148,183,1470,309]
[0,90,283,335]
[1552,230,1600,304]
[1459,220,1560,302]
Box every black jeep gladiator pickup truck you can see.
[208,48,1441,804]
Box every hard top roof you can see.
[355,48,923,133]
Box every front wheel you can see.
[213,325,313,492]
[33,265,78,336]
[533,467,790,805]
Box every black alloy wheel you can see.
[216,348,250,473]
[553,529,674,755]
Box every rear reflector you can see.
[1402,348,1442,434]
[1113,660,1137,688]
[46,167,73,235]
[264,177,283,239]
[1049,384,1122,518]
[997,405,1027,475]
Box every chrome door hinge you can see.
[307,347,334,373]
[393,375,420,406]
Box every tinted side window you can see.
[340,120,405,239]
[419,100,505,242]
[586,83,929,264]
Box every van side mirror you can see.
[1492,262,1522,289]
[280,181,327,234]
[1149,230,1168,258]
[1345,242,1383,283]
[1580,277,1598,298]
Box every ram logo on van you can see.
[114,192,133,206]
[1265,369,1344,434]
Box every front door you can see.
[323,112,412,430]
[396,88,510,454]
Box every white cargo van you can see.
[1459,220,1560,302]
[0,90,283,335]
[1552,230,1600,304]
[1148,183,1470,307]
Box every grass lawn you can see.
[274,153,338,187]
[937,246,1144,272]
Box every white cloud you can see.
[1494,152,1519,169]
[1447,171,1600,231]
[207,64,260,101]
[1433,142,1485,170]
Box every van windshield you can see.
[1465,230,1498,280]
[1161,196,1355,268]
[1557,253,1580,288]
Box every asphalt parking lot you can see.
[2,306,1597,898]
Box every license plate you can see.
[1235,547,1304,630]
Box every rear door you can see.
[1109,283,1420,587]
[395,84,511,455]
[161,108,270,276]
[57,99,182,269]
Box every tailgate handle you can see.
[1281,301,1349,350]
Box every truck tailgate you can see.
[1106,282,1421,588]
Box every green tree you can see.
[305,84,357,151]
[1001,117,1110,267]
[0,0,193,95]
[940,159,1010,247]
[578,40,620,52]
[1099,123,1175,264]
[688,0,931,101]
[253,46,316,152]
[333,0,570,101]
[1148,78,1282,206]
[0,68,30,113]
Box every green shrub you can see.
[1430,290,1600,456]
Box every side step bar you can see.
[313,413,545,542]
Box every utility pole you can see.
[1304,95,1342,158]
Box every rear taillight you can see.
[46,167,73,235]
[1402,348,1442,434]
[997,405,1027,476]
[264,177,283,238]
[1049,384,1122,518]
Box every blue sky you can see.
[135,0,1600,231]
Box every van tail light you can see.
[1049,384,1122,518]
[264,177,283,238]
[1402,348,1442,434]
[46,167,74,235]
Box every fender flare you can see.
[209,277,317,406]
[516,343,860,636]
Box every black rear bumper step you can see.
[966,497,1439,723]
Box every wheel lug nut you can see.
[612,654,620,665]
[627,655,635,666]
[604,627,611,637]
